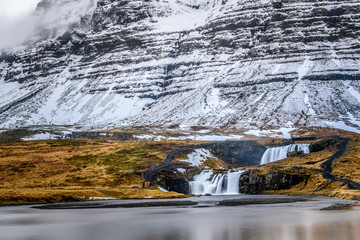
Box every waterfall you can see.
[260,144,310,165]
[189,170,245,195]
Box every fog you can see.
[0,0,98,50]
[0,0,40,49]
[0,0,40,21]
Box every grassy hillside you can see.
[1,132,360,205]
[0,139,195,205]
[244,134,360,200]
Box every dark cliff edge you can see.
[152,169,193,194]
[239,170,307,194]
[207,141,267,167]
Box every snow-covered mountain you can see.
[0,0,360,131]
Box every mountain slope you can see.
[0,0,360,131]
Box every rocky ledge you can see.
[239,170,307,194]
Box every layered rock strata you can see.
[0,0,359,130]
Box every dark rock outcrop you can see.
[287,150,304,158]
[0,128,35,141]
[239,170,305,194]
[207,141,267,167]
[152,169,190,194]
[320,203,352,211]
[309,137,341,153]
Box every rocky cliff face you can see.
[1,0,360,130]
[207,141,266,166]
[239,170,305,194]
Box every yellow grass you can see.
[0,187,185,206]
[243,134,360,200]
[2,133,360,205]
[0,139,195,205]
[331,134,360,185]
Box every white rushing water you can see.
[189,170,245,195]
[260,144,310,165]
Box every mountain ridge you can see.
[0,0,359,132]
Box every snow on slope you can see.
[179,148,221,167]
[0,0,360,132]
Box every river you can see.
[0,195,359,240]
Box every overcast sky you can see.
[0,0,40,21]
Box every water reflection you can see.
[1,205,360,240]
[148,218,360,240]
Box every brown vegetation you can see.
[331,135,360,185]
[1,132,360,205]
[243,134,360,200]
[0,139,194,206]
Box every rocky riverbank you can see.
[239,171,305,194]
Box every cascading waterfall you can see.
[189,170,245,195]
[260,144,310,165]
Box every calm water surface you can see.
[0,196,359,240]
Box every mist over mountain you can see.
[0,0,359,132]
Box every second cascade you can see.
[189,170,245,195]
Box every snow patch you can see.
[152,0,223,33]
[135,134,155,140]
[88,197,116,200]
[347,112,360,127]
[207,88,225,109]
[182,134,243,141]
[245,128,295,139]
[135,134,243,141]
[344,81,360,104]
[177,168,187,173]
[21,133,56,141]
[197,129,211,134]
[297,56,313,80]
[158,187,169,192]
[272,64,281,74]
[180,149,215,167]
[330,44,341,67]
[324,120,360,134]
[304,93,316,116]
[252,91,266,104]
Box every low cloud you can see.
[0,0,40,21]
[0,0,41,49]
